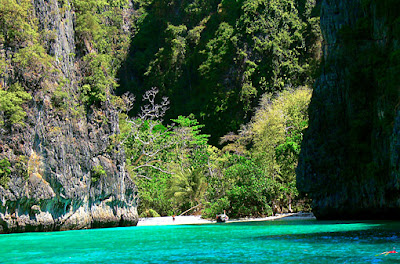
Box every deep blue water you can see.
[1,220,400,263]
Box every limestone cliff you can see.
[0,0,138,232]
[297,0,400,219]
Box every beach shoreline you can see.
[137,212,315,226]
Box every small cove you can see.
[1,220,400,263]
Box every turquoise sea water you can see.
[1,220,400,263]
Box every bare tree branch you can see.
[124,87,175,179]
[136,174,152,180]
[122,92,135,113]
[133,163,173,175]
[179,203,202,216]
[138,87,170,121]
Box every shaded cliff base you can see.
[313,207,400,220]
[0,204,138,234]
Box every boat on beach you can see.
[216,210,229,223]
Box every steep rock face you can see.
[0,0,138,232]
[297,0,400,219]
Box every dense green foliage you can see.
[123,88,311,218]
[0,0,319,220]
[0,158,11,188]
[72,0,132,106]
[91,165,106,183]
[0,0,133,121]
[0,0,46,127]
[121,108,211,216]
[204,154,273,218]
[203,88,312,218]
[0,0,54,88]
[118,0,320,144]
[249,88,311,212]
[0,83,32,126]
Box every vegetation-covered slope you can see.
[0,0,322,229]
[114,0,321,218]
[117,0,320,144]
[0,0,138,233]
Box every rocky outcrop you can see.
[0,0,138,233]
[297,0,400,219]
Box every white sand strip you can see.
[137,215,213,226]
[137,213,315,226]
[228,213,316,223]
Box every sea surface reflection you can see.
[1,220,400,263]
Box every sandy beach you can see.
[137,212,315,226]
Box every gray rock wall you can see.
[297,0,400,219]
[0,0,138,233]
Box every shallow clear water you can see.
[1,220,400,263]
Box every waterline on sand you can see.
[137,212,315,226]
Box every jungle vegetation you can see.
[122,87,312,218]
[0,0,321,217]
[117,0,320,218]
